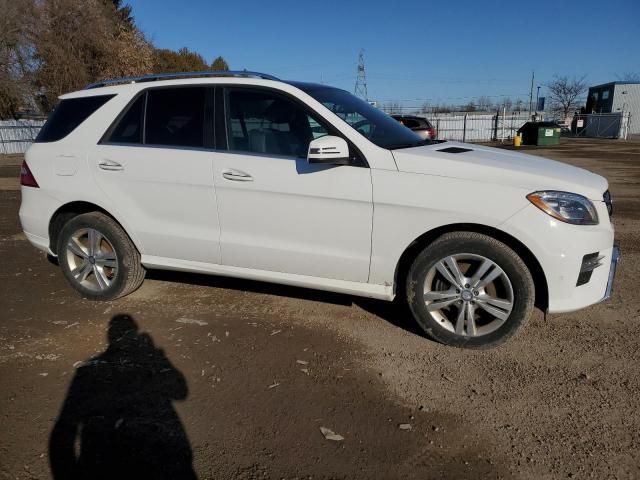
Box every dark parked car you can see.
[391,115,437,140]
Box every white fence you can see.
[0,112,633,154]
[0,115,531,151]
[0,120,45,154]
[430,113,531,142]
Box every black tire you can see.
[57,212,145,300]
[406,232,534,349]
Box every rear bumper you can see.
[19,186,58,255]
[24,231,52,254]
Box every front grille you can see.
[603,190,613,217]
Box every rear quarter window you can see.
[35,95,115,143]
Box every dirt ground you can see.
[1,138,638,479]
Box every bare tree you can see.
[615,72,640,82]
[545,75,588,119]
[0,0,38,118]
[462,100,476,112]
[476,96,492,111]
[514,99,524,113]
[382,101,402,114]
[34,0,153,111]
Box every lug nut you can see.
[464,284,470,288]
[456,289,460,294]
[473,290,479,296]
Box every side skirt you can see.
[141,255,395,301]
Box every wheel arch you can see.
[393,223,549,310]
[48,201,142,256]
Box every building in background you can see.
[586,81,640,134]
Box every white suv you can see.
[19,71,619,348]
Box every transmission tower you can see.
[354,49,368,101]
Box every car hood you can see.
[391,142,608,200]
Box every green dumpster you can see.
[517,122,561,146]
[536,125,561,145]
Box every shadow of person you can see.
[49,314,197,480]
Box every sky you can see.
[127,0,640,109]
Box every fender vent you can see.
[437,147,473,154]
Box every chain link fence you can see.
[0,120,45,154]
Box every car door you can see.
[212,86,373,282]
[89,86,221,264]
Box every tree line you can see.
[0,0,229,118]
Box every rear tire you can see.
[57,212,145,300]
[406,231,534,349]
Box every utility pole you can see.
[528,70,535,118]
[354,49,368,101]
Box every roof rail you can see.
[85,70,280,89]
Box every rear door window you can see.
[145,87,206,148]
[35,95,115,143]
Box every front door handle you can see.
[222,169,253,182]
[98,159,124,172]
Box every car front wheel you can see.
[406,231,535,349]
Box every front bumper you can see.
[500,202,616,314]
[599,242,620,303]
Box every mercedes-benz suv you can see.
[19,71,619,348]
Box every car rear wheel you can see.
[57,212,145,300]
[406,232,534,349]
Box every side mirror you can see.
[307,135,350,165]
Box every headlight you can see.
[527,191,599,225]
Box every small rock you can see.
[296,360,309,365]
[270,329,282,336]
[442,374,454,382]
[398,423,412,431]
[432,426,440,432]
[319,427,344,441]
[300,368,309,375]
[267,382,280,389]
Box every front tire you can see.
[57,212,145,300]
[406,232,534,349]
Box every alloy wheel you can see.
[423,254,514,337]
[65,228,118,292]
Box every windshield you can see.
[293,84,426,150]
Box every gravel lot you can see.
[1,138,638,479]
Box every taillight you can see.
[428,127,437,139]
[20,160,39,188]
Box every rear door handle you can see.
[98,159,124,171]
[222,169,253,182]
